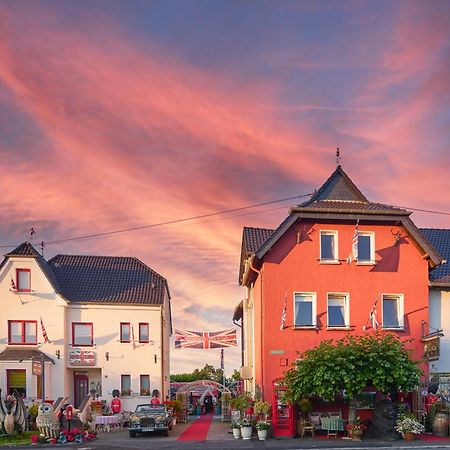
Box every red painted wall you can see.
[252,221,429,401]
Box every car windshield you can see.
[135,405,165,414]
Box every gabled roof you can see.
[5,242,41,258]
[48,254,170,305]
[239,166,444,286]
[0,348,54,363]
[420,228,450,287]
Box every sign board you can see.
[69,350,96,366]
[270,349,286,355]
[424,337,440,361]
[32,361,42,376]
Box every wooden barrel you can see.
[432,413,449,437]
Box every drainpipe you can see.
[248,256,264,400]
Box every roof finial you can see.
[336,147,341,166]
[29,227,36,242]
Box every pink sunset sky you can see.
[0,0,449,375]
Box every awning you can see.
[0,347,55,364]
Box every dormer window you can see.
[16,269,31,292]
[320,231,338,262]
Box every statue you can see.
[0,389,26,434]
[36,403,60,439]
[367,399,399,441]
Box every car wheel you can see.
[129,431,137,438]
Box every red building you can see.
[236,166,443,407]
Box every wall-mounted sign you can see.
[69,350,96,366]
[32,361,42,376]
[424,337,440,361]
[270,350,286,355]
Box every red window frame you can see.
[72,322,94,347]
[8,320,37,345]
[120,322,131,343]
[16,268,31,292]
[139,323,149,343]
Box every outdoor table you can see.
[320,417,344,437]
[94,415,121,432]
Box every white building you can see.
[0,242,172,411]
[423,229,450,379]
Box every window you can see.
[320,231,338,262]
[121,375,131,396]
[382,294,404,329]
[327,293,349,327]
[72,322,93,346]
[16,269,31,292]
[294,293,316,327]
[140,375,150,396]
[139,323,149,343]
[8,320,37,344]
[7,369,26,397]
[357,232,375,263]
[120,323,131,343]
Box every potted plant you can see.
[239,417,253,440]
[230,421,241,439]
[395,414,425,440]
[256,421,270,440]
[346,417,367,440]
[254,400,271,420]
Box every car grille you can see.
[141,418,155,427]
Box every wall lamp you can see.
[105,352,109,361]
[55,350,61,359]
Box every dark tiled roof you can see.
[242,227,274,255]
[0,348,54,363]
[420,228,450,285]
[297,166,410,215]
[296,200,409,215]
[48,254,169,305]
[5,242,41,257]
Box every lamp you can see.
[154,354,157,364]
[105,352,109,361]
[55,350,61,359]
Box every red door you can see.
[74,372,88,408]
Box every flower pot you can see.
[433,413,449,437]
[257,429,268,440]
[241,425,253,440]
[351,428,363,441]
[172,417,177,426]
[4,412,15,434]
[404,432,415,441]
[232,428,241,439]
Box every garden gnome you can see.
[111,394,121,414]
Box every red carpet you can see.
[177,414,213,441]
[419,434,450,442]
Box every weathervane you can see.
[336,148,341,166]
[29,227,36,242]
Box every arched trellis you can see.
[176,380,232,421]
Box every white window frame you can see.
[382,294,404,329]
[327,292,350,328]
[320,230,339,263]
[293,292,317,328]
[357,231,375,264]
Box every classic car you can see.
[128,404,173,437]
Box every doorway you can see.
[74,372,88,408]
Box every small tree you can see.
[284,333,422,402]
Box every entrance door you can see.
[74,372,88,408]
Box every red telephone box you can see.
[272,380,295,438]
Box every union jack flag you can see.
[69,350,95,366]
[347,219,359,263]
[40,316,50,343]
[174,328,237,349]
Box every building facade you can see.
[0,243,172,411]
[237,166,444,401]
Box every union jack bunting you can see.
[40,316,50,343]
[347,219,359,263]
[174,328,237,349]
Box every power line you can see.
[26,193,312,247]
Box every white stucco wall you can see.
[429,288,450,374]
[0,254,171,411]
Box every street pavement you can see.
[8,417,450,450]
